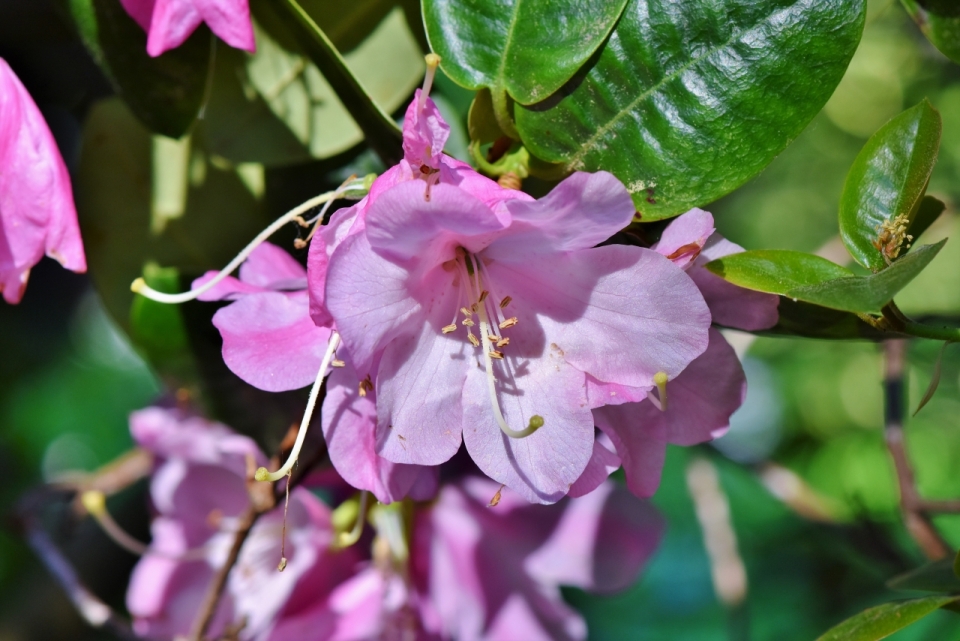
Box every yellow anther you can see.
[462,318,475,327]
[442,324,457,334]
[499,296,512,309]
[331,359,346,368]
[496,337,510,347]
[499,317,518,329]
[478,290,489,303]
[489,350,504,360]
[81,490,107,518]
[468,334,480,347]
[461,307,473,317]
[358,377,374,397]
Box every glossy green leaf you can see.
[706,241,945,314]
[423,0,628,107]
[515,0,865,220]
[129,263,194,380]
[816,596,960,641]
[469,89,506,145]
[887,559,960,593]
[756,299,891,341]
[907,195,947,242]
[703,250,855,296]
[839,101,941,271]
[901,0,960,65]
[69,0,211,138]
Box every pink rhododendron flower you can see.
[0,58,85,304]
[321,140,711,502]
[192,242,332,392]
[126,407,360,640]
[119,0,255,57]
[572,209,780,498]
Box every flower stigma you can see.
[448,248,543,439]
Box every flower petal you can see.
[487,245,710,389]
[461,297,593,504]
[567,432,620,498]
[237,241,306,289]
[593,405,667,498]
[652,207,715,269]
[403,89,450,171]
[144,0,203,56]
[692,236,779,331]
[322,363,437,503]
[212,291,332,391]
[483,171,635,262]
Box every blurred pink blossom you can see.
[119,0,255,57]
[0,58,85,304]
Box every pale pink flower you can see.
[0,58,85,304]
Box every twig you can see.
[883,339,950,560]
[15,495,140,641]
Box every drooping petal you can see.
[691,236,779,331]
[212,291,332,392]
[593,405,668,498]
[364,181,508,265]
[403,89,450,171]
[237,241,306,289]
[143,0,204,56]
[0,59,85,304]
[461,297,593,504]
[652,207,715,269]
[486,245,710,390]
[141,0,255,57]
[525,483,664,593]
[322,363,438,503]
[375,313,466,467]
[567,432,620,498]
[484,172,635,262]
[324,232,426,374]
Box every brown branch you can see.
[883,339,950,560]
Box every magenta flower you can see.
[322,167,711,503]
[0,58,85,304]
[119,0,255,57]
[572,209,779,498]
[126,407,360,640]
[192,241,332,392]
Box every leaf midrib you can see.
[494,0,524,91]
[564,0,810,168]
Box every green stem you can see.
[491,87,520,140]
[275,0,402,166]
[902,321,960,342]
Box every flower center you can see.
[444,248,542,439]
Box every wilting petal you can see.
[487,245,710,389]
[593,405,668,498]
[403,89,449,171]
[653,207,714,269]
[526,483,664,593]
[567,432,620,498]
[0,59,85,303]
[692,236,779,331]
[323,363,437,503]
[461,301,593,504]
[128,0,256,57]
[485,172,635,261]
[364,181,507,264]
[212,291,332,392]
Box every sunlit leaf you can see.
[816,596,959,641]
[888,559,960,593]
[839,101,941,271]
[515,0,866,219]
[901,0,960,65]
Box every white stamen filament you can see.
[130,182,367,304]
[256,332,341,482]
[651,371,669,412]
[419,53,441,111]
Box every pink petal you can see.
[308,201,362,327]
[652,208,715,269]
[486,245,710,390]
[0,59,85,304]
[119,0,156,30]
[195,0,256,52]
[439,156,531,210]
[585,375,650,409]
[212,290,332,392]
[144,0,203,56]
[325,232,427,374]
[692,236,779,331]
[375,311,466,467]
[322,363,437,503]
[460,295,594,504]
[364,181,508,264]
[593,405,668,498]
[237,241,306,289]
[484,172,635,261]
[567,432,620,498]
[402,89,450,171]
[526,483,664,594]
[144,0,255,57]
[192,272,267,301]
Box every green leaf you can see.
[705,241,946,314]
[756,299,891,340]
[703,250,855,296]
[914,341,951,416]
[816,596,960,641]
[901,0,960,65]
[907,195,947,242]
[888,559,960,593]
[423,0,628,107]
[515,0,866,220]
[839,101,942,271]
[468,89,506,145]
[129,263,194,380]
[68,0,211,138]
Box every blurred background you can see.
[4,0,960,638]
